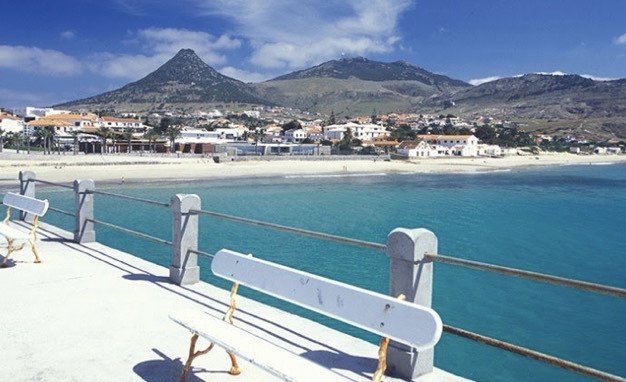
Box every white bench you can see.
[170,248,442,382]
[0,192,49,267]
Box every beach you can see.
[0,151,625,186]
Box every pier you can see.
[2,171,624,381]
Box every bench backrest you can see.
[3,192,49,217]
[212,249,442,350]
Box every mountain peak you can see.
[269,57,469,87]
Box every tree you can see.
[165,126,182,153]
[69,130,80,155]
[144,128,160,153]
[337,127,355,153]
[390,125,416,142]
[96,126,112,154]
[122,128,134,153]
[0,127,4,152]
[328,110,336,125]
[282,119,301,132]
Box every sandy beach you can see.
[0,151,625,187]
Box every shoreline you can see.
[0,152,625,187]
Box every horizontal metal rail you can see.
[443,324,624,382]
[91,190,170,208]
[47,206,75,217]
[190,208,386,251]
[87,218,172,246]
[33,178,73,189]
[426,253,626,299]
[188,248,215,259]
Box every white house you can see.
[284,128,308,143]
[325,122,388,142]
[100,116,144,133]
[417,135,479,157]
[0,113,25,133]
[477,144,502,157]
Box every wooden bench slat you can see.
[170,310,355,382]
[3,192,49,216]
[212,249,442,350]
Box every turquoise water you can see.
[27,163,626,381]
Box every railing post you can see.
[170,194,200,285]
[385,228,437,379]
[74,179,96,243]
[19,171,36,222]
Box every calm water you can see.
[29,163,626,381]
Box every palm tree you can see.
[6,132,20,152]
[122,128,134,154]
[0,127,5,153]
[165,126,182,154]
[144,128,158,153]
[96,126,112,154]
[69,130,80,155]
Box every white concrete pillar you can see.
[385,228,437,379]
[170,194,200,285]
[74,179,96,243]
[19,171,36,222]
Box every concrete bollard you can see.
[19,171,36,222]
[385,228,437,380]
[74,179,96,243]
[170,194,200,285]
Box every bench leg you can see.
[29,239,42,263]
[179,333,215,382]
[224,282,242,375]
[371,337,390,382]
[1,238,24,268]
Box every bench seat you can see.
[0,224,32,241]
[171,310,354,382]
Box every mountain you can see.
[271,57,469,87]
[56,49,269,112]
[425,73,626,119]
[252,57,470,116]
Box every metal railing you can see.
[188,206,625,382]
[91,189,170,208]
[22,176,625,381]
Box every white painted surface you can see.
[1,222,470,382]
[170,310,354,382]
[212,249,442,350]
[3,192,49,216]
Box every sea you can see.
[27,162,626,381]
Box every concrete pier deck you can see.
[1,222,468,382]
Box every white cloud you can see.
[0,45,82,76]
[219,66,271,83]
[191,0,412,69]
[469,76,501,86]
[88,28,242,80]
[87,52,169,80]
[60,30,76,40]
[614,33,626,45]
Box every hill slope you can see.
[253,57,470,116]
[56,49,269,111]
[425,74,626,119]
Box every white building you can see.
[284,128,308,143]
[325,122,388,142]
[477,144,502,157]
[177,128,229,144]
[0,113,25,133]
[100,117,144,133]
[417,135,479,157]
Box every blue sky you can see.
[1,0,625,108]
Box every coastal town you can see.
[0,106,623,159]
